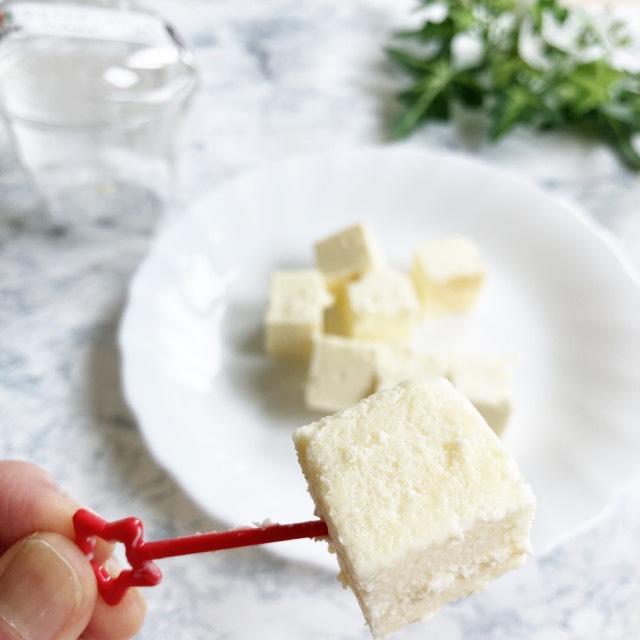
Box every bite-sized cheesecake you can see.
[314,222,386,291]
[445,354,513,436]
[293,378,535,639]
[374,344,446,392]
[265,269,333,359]
[342,268,420,343]
[411,236,485,316]
[305,334,380,412]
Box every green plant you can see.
[388,0,640,170]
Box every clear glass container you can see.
[0,0,198,230]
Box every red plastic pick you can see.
[73,510,163,605]
[73,509,329,605]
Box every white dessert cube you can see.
[411,236,485,316]
[445,354,513,436]
[265,269,333,359]
[305,334,379,412]
[294,378,535,639]
[342,268,420,342]
[374,344,446,391]
[314,222,386,289]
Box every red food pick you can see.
[73,509,329,605]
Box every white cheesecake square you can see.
[445,354,513,436]
[265,270,333,359]
[375,344,446,391]
[294,378,535,639]
[411,237,485,316]
[305,334,380,412]
[342,268,420,342]
[314,223,386,289]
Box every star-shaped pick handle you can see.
[74,508,329,606]
[73,509,163,605]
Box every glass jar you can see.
[0,0,198,230]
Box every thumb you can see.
[0,532,97,640]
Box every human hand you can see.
[0,460,146,640]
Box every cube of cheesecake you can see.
[411,237,485,316]
[305,334,380,412]
[445,355,513,436]
[323,301,349,337]
[342,268,420,342]
[314,223,386,290]
[293,378,535,639]
[265,270,333,359]
[374,344,446,391]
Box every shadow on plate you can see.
[228,302,323,429]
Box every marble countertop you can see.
[1,1,639,638]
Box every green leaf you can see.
[556,60,624,117]
[387,47,438,77]
[453,72,486,108]
[386,0,640,170]
[395,18,456,44]
[478,0,519,16]
[530,0,568,30]
[449,7,475,33]
[607,19,631,47]
[391,58,458,138]
[592,111,640,170]
[602,90,640,128]
[489,85,539,139]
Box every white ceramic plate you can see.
[120,146,640,570]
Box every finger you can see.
[0,461,77,549]
[0,532,96,640]
[0,462,146,639]
[0,461,112,561]
[81,558,146,640]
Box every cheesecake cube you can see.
[314,223,386,290]
[305,334,380,412]
[411,237,485,316]
[265,270,333,359]
[445,354,513,436]
[375,344,446,391]
[323,301,349,337]
[342,268,420,342]
[294,378,535,639]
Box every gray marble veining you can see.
[1,1,639,638]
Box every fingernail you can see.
[0,537,82,640]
